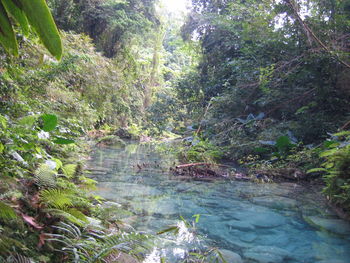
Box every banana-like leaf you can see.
[1,0,29,35]
[17,0,62,60]
[0,1,18,56]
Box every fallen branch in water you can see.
[175,163,232,169]
[172,163,233,179]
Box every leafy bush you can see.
[308,131,350,212]
[178,138,224,163]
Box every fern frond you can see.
[0,201,17,222]
[52,222,82,239]
[0,237,27,256]
[48,220,149,263]
[49,222,92,262]
[34,164,57,188]
[6,253,32,263]
[40,189,73,209]
[45,208,86,226]
[62,164,77,178]
[89,232,149,262]
[66,208,88,224]
[79,176,97,190]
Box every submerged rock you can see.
[114,128,133,139]
[238,232,258,243]
[243,246,292,263]
[250,196,297,210]
[317,260,349,263]
[233,210,286,228]
[226,219,255,231]
[250,212,286,228]
[96,135,126,146]
[219,249,243,263]
[304,216,350,236]
[244,252,283,263]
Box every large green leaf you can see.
[0,1,18,56]
[307,168,327,174]
[41,114,58,132]
[276,136,293,152]
[1,0,29,35]
[53,137,75,145]
[17,0,62,60]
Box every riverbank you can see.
[87,141,350,263]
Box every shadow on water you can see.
[87,142,350,263]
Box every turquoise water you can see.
[87,143,350,263]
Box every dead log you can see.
[175,163,232,169]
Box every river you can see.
[87,142,350,263]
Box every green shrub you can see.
[178,138,224,163]
[308,131,350,212]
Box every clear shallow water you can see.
[87,142,350,263]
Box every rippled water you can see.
[87,142,350,263]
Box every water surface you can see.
[87,142,350,263]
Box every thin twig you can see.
[286,0,350,69]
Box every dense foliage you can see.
[144,0,350,212]
[178,0,350,144]
[0,0,161,261]
[1,0,350,261]
[48,0,158,57]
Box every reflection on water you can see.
[87,143,350,263]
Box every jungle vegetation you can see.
[0,0,349,262]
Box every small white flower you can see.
[45,160,57,170]
[38,131,50,139]
[35,154,43,159]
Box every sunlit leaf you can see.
[320,149,338,157]
[0,114,7,128]
[18,115,38,126]
[323,141,339,148]
[333,131,350,137]
[1,0,29,35]
[192,214,201,223]
[0,2,18,56]
[41,114,58,132]
[62,164,77,178]
[307,168,327,174]
[17,0,62,60]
